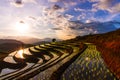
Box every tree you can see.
[52,38,56,42]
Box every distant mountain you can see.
[0,36,61,44]
[0,39,23,44]
[0,39,24,53]
[69,21,120,35]
[0,36,42,44]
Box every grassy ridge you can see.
[73,29,120,79]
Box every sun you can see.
[15,21,29,33]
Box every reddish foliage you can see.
[74,29,120,79]
[96,41,120,79]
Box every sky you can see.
[0,0,120,40]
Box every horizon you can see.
[0,0,120,40]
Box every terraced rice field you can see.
[0,42,118,80]
[0,42,82,80]
[61,43,118,80]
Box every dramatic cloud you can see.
[42,4,77,39]
[41,1,105,39]
[1,0,120,40]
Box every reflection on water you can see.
[17,50,24,59]
[4,56,17,63]
[1,68,17,75]
[0,60,27,74]
[23,48,32,55]
[0,43,72,80]
[0,49,27,76]
[0,47,44,78]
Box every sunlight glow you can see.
[15,22,29,33]
[18,49,24,58]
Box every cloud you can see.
[19,20,25,23]
[48,0,59,2]
[69,1,77,6]
[67,20,120,36]
[15,0,23,4]
[23,0,37,4]
[44,4,65,16]
[49,0,77,7]
[111,3,120,13]
[85,20,95,23]
[10,0,37,7]
[74,8,85,12]
[89,0,98,2]
[50,17,77,40]
[77,13,86,20]
[35,0,107,40]
[65,14,74,20]
[91,0,120,13]
[74,7,96,12]
[49,0,77,5]
[51,28,62,30]
[52,4,61,10]
[74,7,97,21]
[55,29,76,40]
[28,16,37,20]
[42,5,77,40]
[10,0,23,7]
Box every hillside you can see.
[74,29,120,78]
[0,39,24,53]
